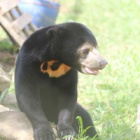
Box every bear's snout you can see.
[99,59,108,69]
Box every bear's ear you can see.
[46,27,57,39]
[46,27,66,39]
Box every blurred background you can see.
[0,0,140,140]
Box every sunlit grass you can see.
[78,45,140,139]
[57,0,140,139]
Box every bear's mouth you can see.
[81,65,100,75]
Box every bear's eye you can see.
[81,48,89,55]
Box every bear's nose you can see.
[99,59,108,69]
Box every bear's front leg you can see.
[16,81,55,140]
[57,87,77,140]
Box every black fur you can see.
[15,22,102,140]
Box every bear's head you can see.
[45,22,108,75]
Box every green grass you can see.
[0,0,140,139]
[0,28,13,51]
[57,0,140,140]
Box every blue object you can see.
[18,0,60,28]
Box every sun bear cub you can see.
[15,22,107,140]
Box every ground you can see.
[0,51,15,72]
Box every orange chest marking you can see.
[40,60,71,78]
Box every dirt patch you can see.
[0,51,16,72]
